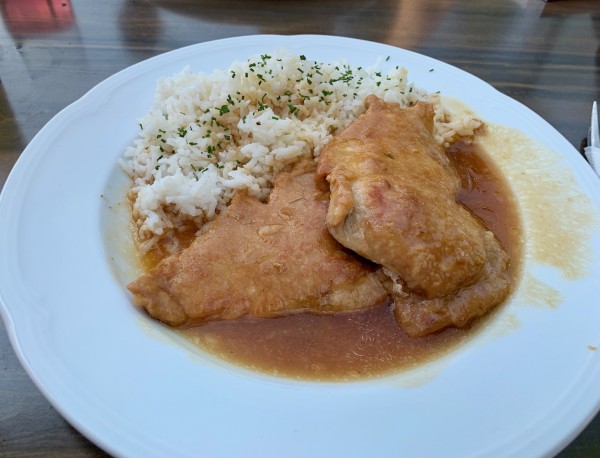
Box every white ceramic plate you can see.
[1,35,600,458]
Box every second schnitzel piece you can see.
[316,95,511,336]
[128,165,387,327]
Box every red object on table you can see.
[1,0,74,34]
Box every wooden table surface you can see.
[1,0,599,456]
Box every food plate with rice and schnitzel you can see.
[0,35,599,458]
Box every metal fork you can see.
[584,101,600,176]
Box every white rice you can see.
[119,49,480,250]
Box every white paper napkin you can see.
[584,145,600,177]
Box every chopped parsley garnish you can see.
[288,104,299,116]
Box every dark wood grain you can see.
[1,0,599,456]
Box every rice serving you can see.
[119,49,481,250]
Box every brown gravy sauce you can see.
[140,137,523,381]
